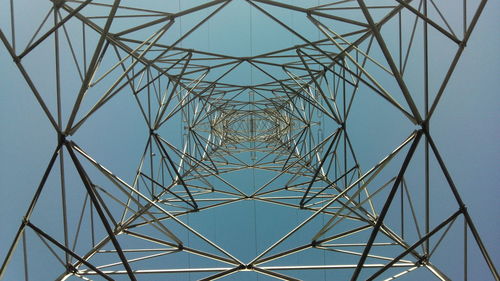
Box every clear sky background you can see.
[0,1,498,280]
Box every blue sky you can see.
[0,1,498,280]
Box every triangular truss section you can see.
[0,0,497,280]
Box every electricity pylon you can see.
[0,1,497,280]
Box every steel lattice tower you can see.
[0,0,498,280]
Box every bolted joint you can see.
[66,263,78,274]
[53,0,66,9]
[115,222,125,234]
[245,264,253,270]
[459,204,468,213]
[417,254,429,266]
[419,119,429,131]
[58,133,67,145]
[236,264,246,270]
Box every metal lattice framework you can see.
[0,0,498,280]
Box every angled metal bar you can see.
[9,0,15,51]
[139,172,195,207]
[300,128,341,206]
[71,143,244,265]
[0,144,61,279]
[0,29,61,132]
[123,230,238,266]
[295,50,342,123]
[153,52,193,129]
[24,8,54,57]
[249,0,369,27]
[252,129,339,197]
[350,130,423,280]
[65,0,121,133]
[57,10,85,81]
[394,0,461,44]
[302,165,358,206]
[426,132,499,280]
[53,6,70,264]
[158,61,243,127]
[68,19,176,135]
[356,0,423,124]
[253,266,301,281]
[26,222,114,281]
[198,266,241,281]
[18,0,92,59]
[153,134,198,209]
[70,143,184,245]
[283,67,340,122]
[427,0,488,121]
[65,142,138,281]
[255,224,371,266]
[251,131,419,265]
[366,209,463,281]
[298,47,416,123]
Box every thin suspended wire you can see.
[177,3,192,281]
[250,5,260,281]
[316,1,327,279]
